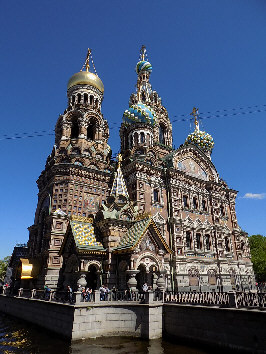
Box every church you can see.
[14,47,254,293]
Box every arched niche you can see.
[87,117,97,140]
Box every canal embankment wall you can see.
[0,294,265,352]
[163,303,266,353]
[0,295,162,340]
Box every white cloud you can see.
[242,193,266,200]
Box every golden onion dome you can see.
[67,71,104,93]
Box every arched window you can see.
[72,95,75,105]
[196,233,202,249]
[146,133,150,146]
[159,124,165,145]
[140,132,145,144]
[95,99,99,109]
[77,93,81,103]
[90,95,94,105]
[193,197,198,209]
[205,234,211,250]
[153,189,159,203]
[134,132,138,145]
[84,93,88,104]
[186,231,191,249]
[225,237,230,252]
[87,119,96,140]
[142,92,146,102]
[183,195,189,208]
[220,205,225,216]
[202,199,207,211]
[71,118,79,139]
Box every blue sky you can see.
[0,0,265,259]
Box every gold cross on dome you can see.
[85,48,91,72]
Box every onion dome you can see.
[136,60,152,74]
[67,48,104,93]
[185,130,214,152]
[185,107,214,153]
[123,103,156,126]
[67,71,104,93]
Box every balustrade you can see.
[1,287,265,308]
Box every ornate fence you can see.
[235,291,266,308]
[1,286,265,309]
[164,291,230,307]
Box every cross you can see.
[85,48,91,72]
[140,45,146,61]
[190,107,199,131]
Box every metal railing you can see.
[164,291,266,309]
[164,291,230,306]
[1,287,265,309]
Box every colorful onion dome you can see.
[136,60,152,74]
[123,103,156,125]
[185,129,214,152]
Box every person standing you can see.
[67,285,73,303]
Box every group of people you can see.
[81,287,92,302]
[99,285,110,301]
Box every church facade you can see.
[18,47,254,292]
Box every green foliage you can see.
[0,257,10,281]
[249,235,266,281]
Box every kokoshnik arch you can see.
[9,46,255,293]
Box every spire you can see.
[110,154,129,199]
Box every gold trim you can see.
[71,215,93,223]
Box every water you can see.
[0,312,209,354]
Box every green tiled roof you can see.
[70,220,105,252]
[114,217,151,251]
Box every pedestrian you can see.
[85,287,92,302]
[99,285,105,301]
[142,283,148,292]
[43,285,51,300]
[67,285,73,303]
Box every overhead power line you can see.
[0,103,265,141]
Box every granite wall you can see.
[163,303,266,353]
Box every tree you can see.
[249,235,266,282]
[0,257,10,282]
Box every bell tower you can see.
[118,46,171,247]
[120,46,173,163]
[28,49,112,289]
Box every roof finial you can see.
[85,48,91,72]
[140,45,146,61]
[190,107,200,132]
[117,153,123,169]
[80,48,91,72]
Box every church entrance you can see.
[86,265,98,290]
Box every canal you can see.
[0,312,211,353]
